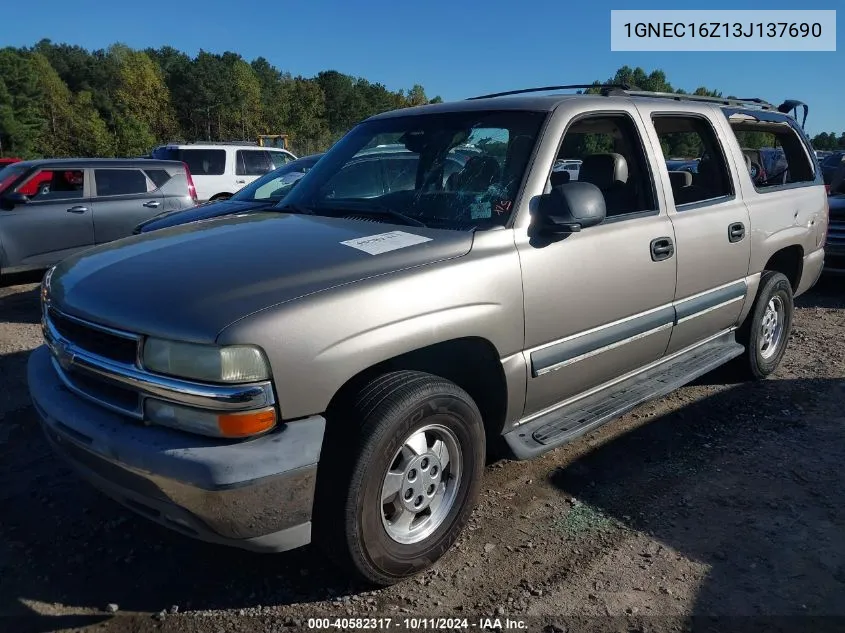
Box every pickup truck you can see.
[28,86,827,586]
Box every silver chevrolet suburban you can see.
[28,86,828,586]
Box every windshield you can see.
[0,164,27,193]
[279,110,546,230]
[232,156,321,203]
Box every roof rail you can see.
[466,84,631,100]
[622,90,775,110]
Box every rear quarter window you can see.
[728,118,816,191]
[160,149,226,176]
[144,169,173,189]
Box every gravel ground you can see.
[0,274,843,633]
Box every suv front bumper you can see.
[27,345,326,553]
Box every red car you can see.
[0,158,54,196]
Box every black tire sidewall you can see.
[349,389,484,583]
[747,273,793,377]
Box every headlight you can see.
[142,338,270,383]
[145,399,277,438]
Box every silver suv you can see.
[28,87,827,586]
[0,158,196,279]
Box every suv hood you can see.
[50,212,474,342]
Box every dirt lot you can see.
[1,274,844,633]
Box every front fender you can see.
[217,231,525,420]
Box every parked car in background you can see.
[553,159,581,180]
[665,158,699,174]
[824,162,845,275]
[0,158,196,277]
[135,153,325,233]
[150,143,297,202]
[820,151,845,186]
[0,157,23,167]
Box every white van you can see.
[150,143,297,202]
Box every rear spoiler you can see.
[777,100,809,129]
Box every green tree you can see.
[30,52,76,156]
[110,44,176,152]
[0,48,43,157]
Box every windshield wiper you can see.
[275,202,315,215]
[347,206,427,228]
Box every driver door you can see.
[515,106,678,416]
[1,167,94,272]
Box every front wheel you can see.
[735,270,794,379]
[315,370,485,586]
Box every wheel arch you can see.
[325,336,510,443]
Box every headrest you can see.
[668,170,692,189]
[550,169,570,188]
[579,153,629,189]
[459,156,500,189]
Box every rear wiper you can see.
[275,203,315,215]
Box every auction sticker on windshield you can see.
[341,231,433,255]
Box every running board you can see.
[504,335,745,460]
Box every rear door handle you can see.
[66,206,88,214]
[728,222,745,242]
[650,236,675,262]
[143,200,161,208]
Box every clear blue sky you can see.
[3,0,842,136]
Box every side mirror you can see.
[0,192,29,210]
[533,181,606,235]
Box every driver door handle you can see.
[142,200,161,208]
[650,236,675,262]
[66,206,88,214]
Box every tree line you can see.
[0,46,841,161]
[0,39,442,159]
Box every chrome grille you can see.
[47,307,139,364]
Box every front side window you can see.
[268,151,293,168]
[16,169,85,200]
[553,113,656,218]
[652,115,734,207]
[280,110,546,230]
[94,169,152,197]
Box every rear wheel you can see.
[734,271,794,379]
[315,370,485,586]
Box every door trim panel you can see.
[531,306,675,377]
[675,280,746,322]
[527,278,749,378]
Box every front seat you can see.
[578,153,631,215]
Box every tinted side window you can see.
[554,113,656,217]
[144,169,172,189]
[94,169,150,196]
[652,115,733,207]
[729,119,815,190]
[237,150,273,176]
[179,149,226,176]
[323,160,384,198]
[17,169,85,200]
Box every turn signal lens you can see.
[217,408,277,438]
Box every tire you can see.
[314,370,485,586]
[734,270,794,379]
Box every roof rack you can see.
[622,90,775,110]
[466,85,776,111]
[466,84,631,100]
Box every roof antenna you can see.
[777,100,808,129]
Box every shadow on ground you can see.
[550,376,845,628]
[0,285,41,325]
